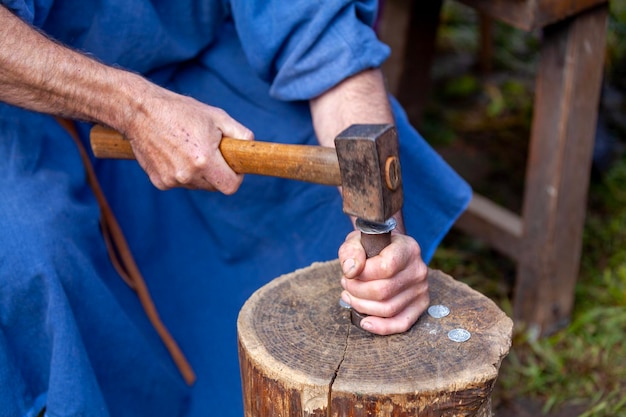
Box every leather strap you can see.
[56,118,196,385]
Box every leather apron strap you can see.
[56,118,196,386]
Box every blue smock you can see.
[0,1,472,416]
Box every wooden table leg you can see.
[378,0,443,128]
[515,4,608,337]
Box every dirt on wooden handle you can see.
[89,125,342,186]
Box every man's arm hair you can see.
[308,68,393,148]
[309,68,405,230]
[0,5,146,130]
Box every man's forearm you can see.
[309,68,405,230]
[0,6,144,130]
[309,68,393,148]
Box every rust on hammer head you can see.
[334,124,403,223]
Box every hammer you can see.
[90,124,403,327]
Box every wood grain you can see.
[515,4,608,335]
[89,125,341,186]
[238,260,513,417]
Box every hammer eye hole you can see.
[385,156,401,191]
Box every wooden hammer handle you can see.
[347,231,393,327]
[349,218,396,327]
[360,232,392,259]
[90,125,342,186]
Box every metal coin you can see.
[448,328,471,343]
[427,304,450,319]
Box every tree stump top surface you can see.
[238,260,512,415]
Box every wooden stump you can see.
[238,260,513,417]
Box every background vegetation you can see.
[421,2,626,415]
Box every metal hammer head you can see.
[334,124,403,223]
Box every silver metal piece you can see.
[338,299,368,329]
[355,217,397,235]
[427,304,450,319]
[448,328,471,343]
[350,309,368,327]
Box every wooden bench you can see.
[378,0,609,336]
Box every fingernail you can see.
[341,292,352,306]
[360,320,373,331]
[342,258,356,275]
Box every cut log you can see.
[238,260,513,417]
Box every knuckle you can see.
[338,241,358,258]
[372,281,395,301]
[417,275,430,292]
[215,174,241,195]
[382,315,414,335]
[379,302,399,319]
[162,177,177,189]
[395,319,413,334]
[379,255,400,278]
[338,238,360,260]
[175,170,192,185]
[337,244,350,260]
[220,182,238,195]
[147,172,169,190]
[192,154,208,169]
[415,260,428,280]
[210,107,228,121]
[240,129,254,140]
[152,179,168,191]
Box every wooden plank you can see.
[454,194,523,261]
[378,0,412,96]
[515,4,608,336]
[479,13,494,74]
[378,0,443,127]
[458,0,607,31]
[238,260,513,417]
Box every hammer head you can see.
[334,124,403,223]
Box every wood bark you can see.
[238,260,513,417]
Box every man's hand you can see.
[310,68,429,334]
[122,82,253,193]
[0,5,251,194]
[338,229,429,335]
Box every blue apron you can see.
[0,1,471,416]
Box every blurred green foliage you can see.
[607,0,626,90]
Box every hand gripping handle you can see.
[89,125,342,186]
[348,218,397,328]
